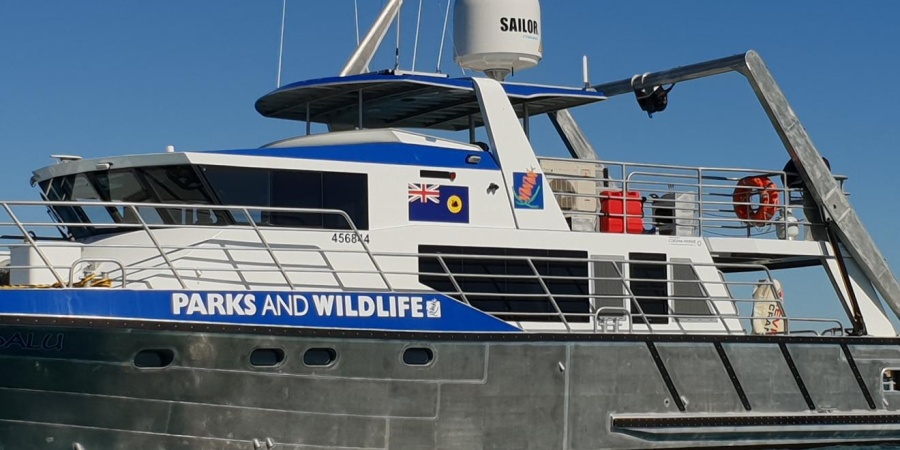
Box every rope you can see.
[0,273,114,289]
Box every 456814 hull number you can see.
[331,233,370,244]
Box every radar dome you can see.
[454,0,542,81]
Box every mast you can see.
[340,0,405,76]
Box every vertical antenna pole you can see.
[394,3,402,70]
[305,103,311,135]
[436,0,451,73]
[276,0,287,87]
[411,0,423,71]
[354,0,361,45]
[358,90,364,129]
[583,55,590,89]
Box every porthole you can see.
[250,348,285,367]
[303,348,337,367]
[134,349,174,368]
[402,347,434,366]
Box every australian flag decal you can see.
[408,183,469,223]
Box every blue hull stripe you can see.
[265,73,608,100]
[0,289,521,333]
[206,142,500,171]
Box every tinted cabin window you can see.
[418,245,589,322]
[672,263,713,316]
[203,166,368,230]
[593,260,625,310]
[40,164,369,239]
[629,253,668,324]
[40,165,218,239]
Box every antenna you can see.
[394,2,402,70]
[436,0,451,73]
[354,0,361,45]
[276,0,287,87]
[411,0,423,71]
[583,55,590,89]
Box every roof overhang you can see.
[255,72,607,131]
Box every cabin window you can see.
[202,166,369,230]
[418,245,589,322]
[39,164,369,239]
[671,262,713,317]
[40,165,219,239]
[593,259,626,310]
[629,253,669,324]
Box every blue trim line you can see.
[205,142,500,171]
[264,73,607,101]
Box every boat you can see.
[3,0,900,448]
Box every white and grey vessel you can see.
[3,1,900,449]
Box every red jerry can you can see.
[600,191,645,234]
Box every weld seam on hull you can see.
[714,342,751,411]
[647,341,685,412]
[780,343,816,410]
[842,343,877,410]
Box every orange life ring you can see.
[733,176,780,225]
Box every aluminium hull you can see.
[1,319,900,449]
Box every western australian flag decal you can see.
[408,183,469,223]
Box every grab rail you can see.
[0,200,848,335]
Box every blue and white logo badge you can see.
[426,298,442,318]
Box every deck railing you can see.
[538,157,847,240]
[0,200,847,336]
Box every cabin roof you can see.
[255,72,607,131]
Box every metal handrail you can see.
[0,200,390,294]
[0,199,846,335]
[538,156,822,238]
[68,258,127,288]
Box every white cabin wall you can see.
[473,78,570,231]
[186,151,517,230]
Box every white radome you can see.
[454,0,543,81]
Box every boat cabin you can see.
[11,71,894,337]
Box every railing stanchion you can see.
[130,205,187,289]
[1,203,68,286]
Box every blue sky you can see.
[1,1,899,325]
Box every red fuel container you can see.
[600,191,645,234]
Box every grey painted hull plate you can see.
[1,324,900,449]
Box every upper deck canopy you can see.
[255,72,607,131]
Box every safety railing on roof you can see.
[537,157,847,240]
[0,199,849,335]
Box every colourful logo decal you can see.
[513,170,543,209]
[408,183,469,223]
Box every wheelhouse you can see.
[38,163,369,239]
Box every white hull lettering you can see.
[172,293,257,316]
[172,293,437,320]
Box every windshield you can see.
[39,164,370,240]
[40,165,223,239]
